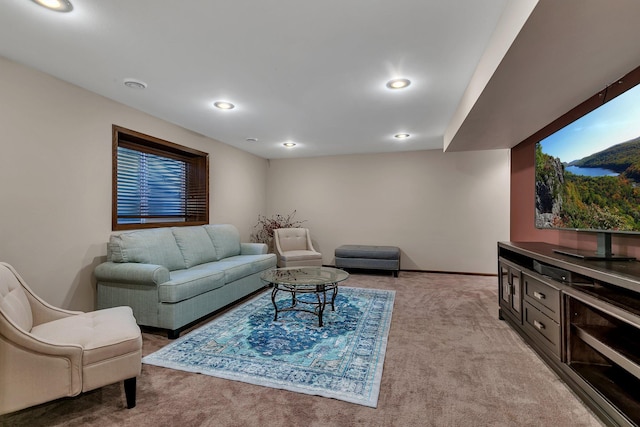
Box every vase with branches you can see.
[250,210,306,252]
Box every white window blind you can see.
[113,125,208,230]
[117,146,188,224]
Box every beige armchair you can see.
[273,228,323,267]
[0,262,142,415]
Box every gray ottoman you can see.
[335,245,400,277]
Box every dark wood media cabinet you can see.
[498,242,640,427]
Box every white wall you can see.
[0,56,268,311]
[266,149,510,274]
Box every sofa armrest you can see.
[0,314,84,411]
[94,262,170,286]
[241,242,268,255]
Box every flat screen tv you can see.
[535,79,640,260]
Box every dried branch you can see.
[250,210,306,244]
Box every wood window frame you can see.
[112,125,209,231]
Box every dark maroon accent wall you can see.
[510,135,640,258]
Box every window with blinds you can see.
[112,125,209,230]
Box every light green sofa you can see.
[94,224,276,338]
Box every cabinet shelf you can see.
[573,324,640,381]
[570,362,640,425]
[571,283,640,318]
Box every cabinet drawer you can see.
[523,273,560,322]
[524,301,560,357]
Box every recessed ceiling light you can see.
[31,0,73,12]
[386,78,411,89]
[214,101,235,110]
[283,142,296,148]
[123,79,147,90]
[394,133,410,139]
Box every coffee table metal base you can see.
[261,267,349,328]
[270,283,338,327]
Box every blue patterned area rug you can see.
[143,286,395,407]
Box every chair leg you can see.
[124,377,137,409]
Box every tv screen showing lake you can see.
[565,166,619,177]
[534,81,640,232]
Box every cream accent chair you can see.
[273,228,323,267]
[0,262,142,415]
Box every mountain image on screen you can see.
[535,137,640,232]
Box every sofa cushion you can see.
[108,228,186,271]
[205,224,241,260]
[158,267,226,303]
[172,226,217,268]
[0,265,33,332]
[280,249,322,263]
[30,306,142,366]
[215,254,277,283]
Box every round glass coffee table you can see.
[261,266,349,327]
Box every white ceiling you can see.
[0,0,514,159]
[2,1,640,160]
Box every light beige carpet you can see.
[0,272,603,426]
